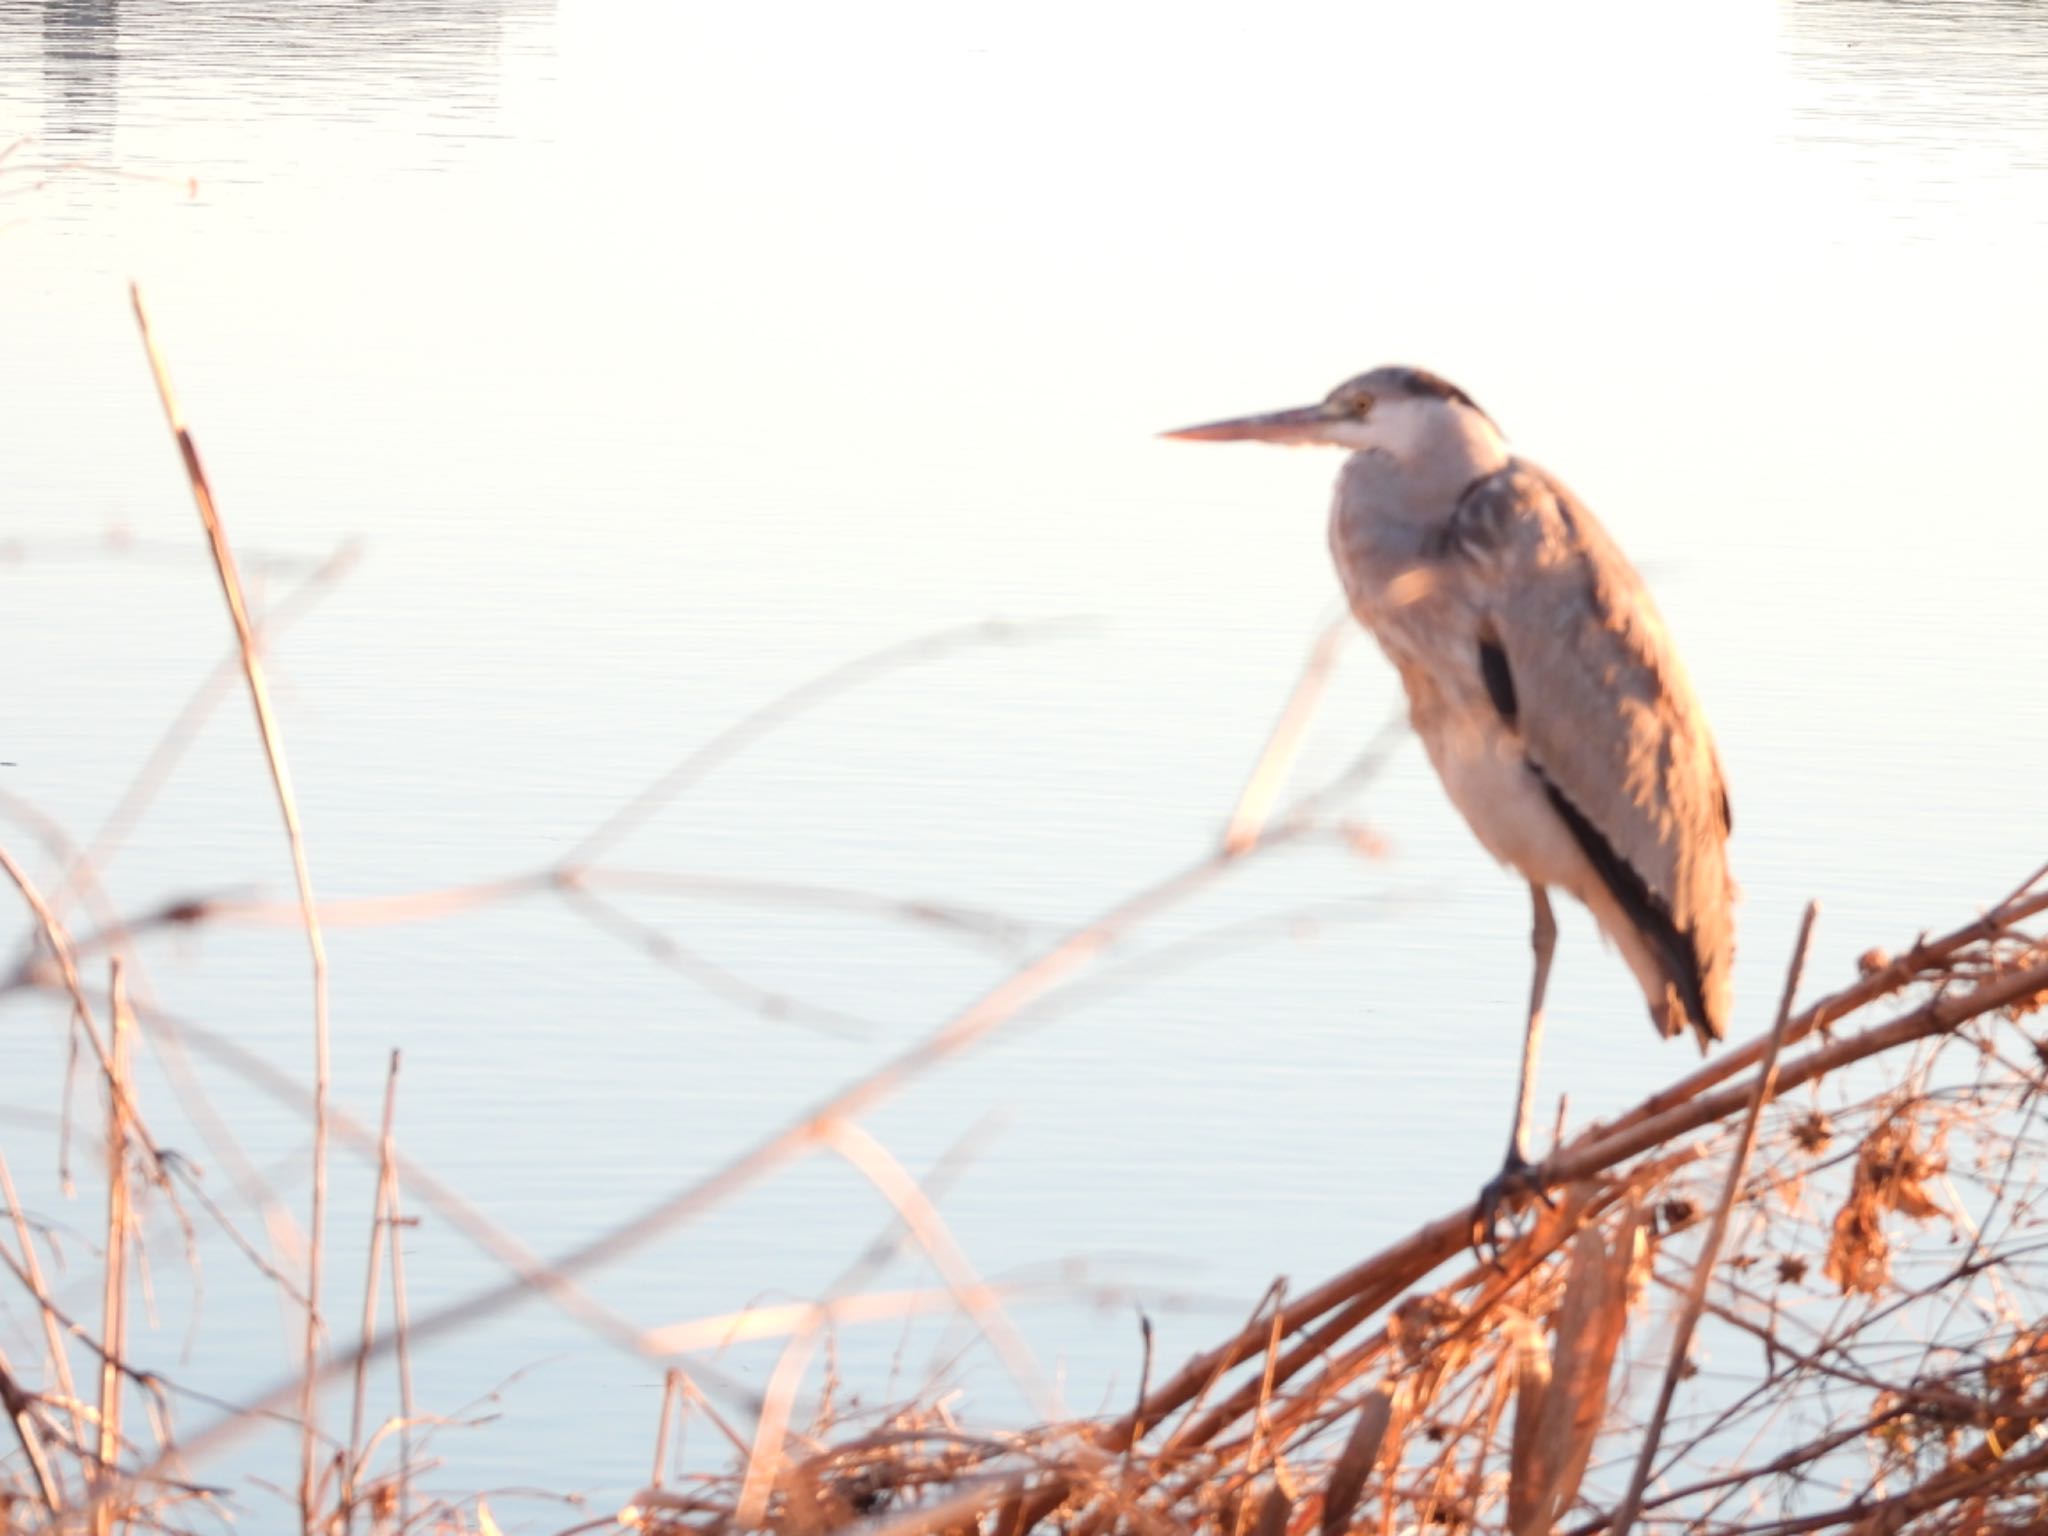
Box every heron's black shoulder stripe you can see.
[1531,764,1713,1036]
[1478,637,1517,727]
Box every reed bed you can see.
[613,879,2048,1536]
[3,288,2046,1534]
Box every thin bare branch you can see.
[1606,901,1819,1532]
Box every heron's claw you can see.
[1472,1148,1557,1264]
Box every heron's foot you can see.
[1472,1147,1557,1263]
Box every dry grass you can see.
[3,290,2048,1536]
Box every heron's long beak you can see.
[1159,404,1335,446]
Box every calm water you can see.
[4,0,2047,1524]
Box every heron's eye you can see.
[1352,394,1375,417]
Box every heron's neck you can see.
[1337,427,1509,532]
[1328,431,1512,614]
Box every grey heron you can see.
[1165,366,1735,1245]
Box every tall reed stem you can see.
[130,283,333,1534]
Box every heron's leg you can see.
[1475,884,1558,1256]
[1507,883,1558,1168]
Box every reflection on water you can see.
[5,0,552,170]
[3,0,2047,1521]
[1782,0,2048,219]
[38,1,118,145]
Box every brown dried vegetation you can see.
[607,881,2048,1536]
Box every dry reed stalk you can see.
[819,1119,1064,1426]
[637,1120,1012,1530]
[0,1351,61,1517]
[1241,1301,1288,1483]
[1168,1294,1277,1455]
[641,1285,1038,1357]
[672,1371,756,1468]
[1317,1387,1391,1536]
[387,1139,416,1536]
[735,1306,831,1527]
[1122,1316,1157,1465]
[344,1051,403,1531]
[92,960,135,1536]
[0,788,138,1006]
[1457,1340,1520,1529]
[1605,901,1818,1533]
[0,855,312,1335]
[0,846,160,1171]
[1405,1359,1492,1533]
[1224,616,1349,855]
[129,282,335,1535]
[0,1149,84,1457]
[734,1117,1063,1532]
[651,1371,685,1490]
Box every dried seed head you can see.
[1389,1294,1462,1361]
[1658,1197,1698,1234]
[1776,1255,1809,1285]
[1793,1112,1835,1154]
[1825,1109,1951,1294]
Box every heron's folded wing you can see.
[1451,465,1735,1037]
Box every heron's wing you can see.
[1447,463,1735,1041]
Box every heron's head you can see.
[1163,366,1502,468]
